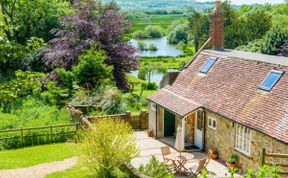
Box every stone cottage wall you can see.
[205,110,288,172]
[148,103,156,136]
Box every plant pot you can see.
[226,162,237,170]
[211,153,218,160]
[147,129,153,137]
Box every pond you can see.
[131,69,178,86]
[129,37,182,57]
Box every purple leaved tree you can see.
[278,39,288,57]
[43,0,138,91]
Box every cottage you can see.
[147,0,288,172]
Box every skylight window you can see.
[199,57,218,74]
[259,70,283,92]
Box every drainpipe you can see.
[203,109,207,152]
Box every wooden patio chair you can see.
[188,157,210,178]
[161,146,173,165]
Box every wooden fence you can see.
[262,148,288,175]
[85,111,149,130]
[0,123,80,149]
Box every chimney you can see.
[209,0,225,50]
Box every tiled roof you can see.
[148,50,288,143]
[147,87,201,116]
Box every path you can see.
[0,157,77,178]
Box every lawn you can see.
[0,143,77,169]
[46,164,95,178]
[140,56,191,69]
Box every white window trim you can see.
[150,103,156,111]
[208,117,216,130]
[235,124,251,156]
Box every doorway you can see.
[195,110,203,149]
[164,110,175,137]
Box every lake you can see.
[131,69,178,86]
[129,37,182,57]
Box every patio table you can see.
[166,152,194,175]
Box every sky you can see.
[195,0,285,5]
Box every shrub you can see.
[133,30,148,39]
[145,25,164,38]
[138,41,148,51]
[146,82,158,90]
[79,119,139,178]
[149,44,158,51]
[228,154,238,164]
[73,49,112,89]
[139,156,173,178]
[167,24,189,44]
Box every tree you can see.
[0,0,68,43]
[43,0,138,91]
[79,119,139,177]
[167,23,189,44]
[73,49,112,88]
[278,39,288,57]
[188,10,210,52]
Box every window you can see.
[259,70,283,91]
[208,117,217,130]
[199,57,218,74]
[150,103,156,111]
[235,124,251,155]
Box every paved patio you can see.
[132,131,242,178]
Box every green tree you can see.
[73,49,112,89]
[188,10,210,52]
[79,119,139,177]
[167,23,189,44]
[145,25,164,38]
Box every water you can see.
[129,37,182,57]
[131,69,178,86]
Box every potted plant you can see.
[226,154,238,170]
[209,148,219,160]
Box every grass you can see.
[140,56,191,69]
[46,164,95,178]
[0,143,77,169]
[131,14,187,32]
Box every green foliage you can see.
[73,49,112,89]
[57,68,74,91]
[141,82,158,90]
[70,86,127,115]
[228,154,238,164]
[0,70,44,112]
[149,44,158,51]
[138,41,148,51]
[244,164,281,178]
[200,170,208,178]
[40,81,70,106]
[167,21,189,45]
[139,156,174,178]
[145,25,164,38]
[133,30,148,39]
[188,10,210,52]
[260,26,288,55]
[79,119,139,178]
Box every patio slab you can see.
[132,131,242,178]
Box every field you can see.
[140,56,191,69]
[131,15,187,32]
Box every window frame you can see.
[259,70,283,92]
[150,102,156,111]
[235,124,251,156]
[199,57,218,74]
[208,117,217,130]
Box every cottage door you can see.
[195,111,203,149]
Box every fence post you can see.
[126,111,132,124]
[20,128,24,147]
[262,148,266,165]
[50,126,53,143]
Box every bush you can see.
[73,49,112,89]
[138,41,148,51]
[139,156,174,178]
[79,119,139,178]
[167,24,189,44]
[146,82,158,90]
[149,44,158,51]
[133,30,148,39]
[145,25,164,38]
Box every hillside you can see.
[103,0,215,11]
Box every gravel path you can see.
[0,157,77,178]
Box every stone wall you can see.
[148,103,157,136]
[185,113,195,144]
[156,106,164,138]
[205,110,288,172]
